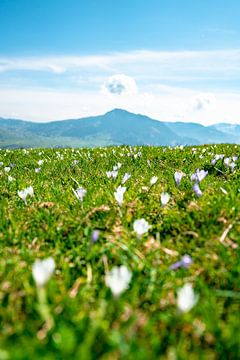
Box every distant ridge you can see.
[0,109,239,148]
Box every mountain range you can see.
[0,108,239,148]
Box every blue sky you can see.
[0,0,240,123]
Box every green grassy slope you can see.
[0,145,239,359]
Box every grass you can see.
[0,144,239,359]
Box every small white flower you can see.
[133,218,151,237]
[8,175,14,182]
[18,186,34,204]
[111,170,118,179]
[4,167,11,173]
[73,187,86,201]
[224,157,231,168]
[114,186,126,206]
[32,257,55,287]
[37,160,44,166]
[122,172,131,184]
[161,192,170,206]
[35,167,41,173]
[105,266,132,297]
[177,283,198,313]
[150,176,158,186]
[106,170,118,179]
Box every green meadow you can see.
[0,144,239,359]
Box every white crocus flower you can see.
[4,167,11,173]
[32,257,55,287]
[73,187,86,201]
[105,266,132,297]
[177,283,198,313]
[114,186,126,206]
[122,172,131,184]
[161,192,170,206]
[37,160,44,166]
[133,218,151,237]
[18,186,34,204]
[150,176,158,186]
[106,170,118,179]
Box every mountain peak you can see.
[105,108,132,116]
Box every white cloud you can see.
[102,74,138,96]
[0,49,240,124]
[1,49,240,80]
[192,93,216,111]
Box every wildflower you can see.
[114,186,126,206]
[4,167,11,173]
[105,266,132,297]
[193,183,202,197]
[8,176,14,182]
[230,162,235,171]
[106,170,118,179]
[161,192,170,206]
[150,176,158,186]
[170,255,193,270]
[232,156,238,162]
[18,186,34,204]
[133,218,151,237]
[224,157,231,168]
[35,168,41,173]
[177,283,198,313]
[191,169,208,182]
[211,159,216,166]
[174,171,183,186]
[37,160,44,166]
[122,172,131,184]
[73,187,86,201]
[91,230,99,244]
[196,169,208,182]
[32,257,55,287]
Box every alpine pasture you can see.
[0,144,239,359]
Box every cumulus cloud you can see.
[102,74,138,96]
[192,93,216,111]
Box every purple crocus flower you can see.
[91,230,99,244]
[170,255,193,270]
[193,183,202,197]
[196,169,208,182]
[230,162,235,171]
[211,159,217,166]
[174,171,183,186]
